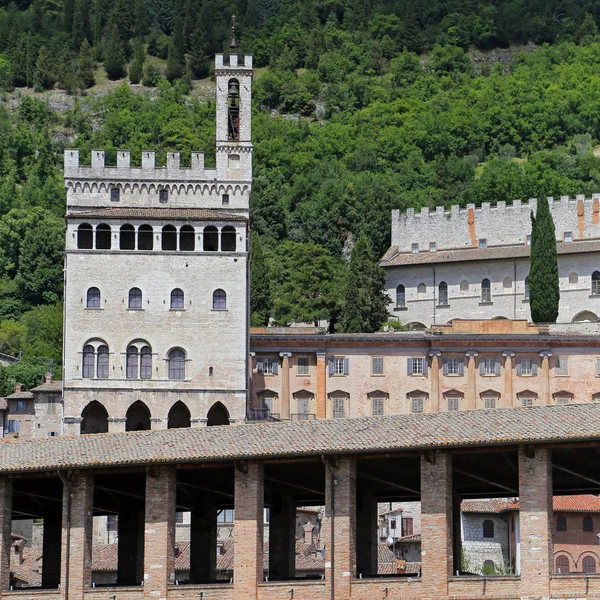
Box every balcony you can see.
[291,413,317,421]
[247,408,280,422]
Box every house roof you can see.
[30,381,62,393]
[461,494,600,514]
[1,404,600,473]
[5,391,33,400]
[67,208,245,222]
[397,534,421,543]
[0,398,6,411]
[11,546,42,587]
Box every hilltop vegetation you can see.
[2,1,600,386]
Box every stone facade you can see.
[461,512,511,574]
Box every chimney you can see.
[44,372,52,383]
[14,384,22,393]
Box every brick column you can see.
[0,478,12,597]
[465,352,478,410]
[323,458,356,600]
[234,462,264,599]
[421,453,453,599]
[539,352,552,405]
[316,351,327,419]
[519,447,552,597]
[502,351,515,406]
[190,503,217,583]
[279,352,292,420]
[268,493,295,580]
[144,466,176,599]
[60,472,94,600]
[356,487,377,577]
[42,508,62,588]
[429,351,441,413]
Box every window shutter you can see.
[516,359,522,376]
[343,358,349,375]
[272,361,278,375]
[328,359,334,375]
[480,360,485,376]
[494,359,501,375]
[597,358,600,376]
[257,359,263,373]
[407,358,413,375]
[532,360,538,376]
[442,359,448,376]
[422,359,428,376]
[458,359,465,376]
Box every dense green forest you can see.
[3,1,600,389]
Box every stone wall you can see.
[461,513,510,574]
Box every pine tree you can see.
[72,0,91,49]
[63,0,75,34]
[339,234,389,333]
[33,46,56,91]
[56,48,77,93]
[133,0,149,37]
[529,196,560,323]
[128,37,145,84]
[187,23,209,78]
[77,39,95,89]
[165,19,185,83]
[92,0,105,60]
[104,24,127,80]
[250,232,271,326]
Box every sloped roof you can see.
[5,391,33,400]
[30,381,62,393]
[11,546,42,587]
[67,208,244,222]
[461,494,600,514]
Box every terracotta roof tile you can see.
[11,546,42,587]
[461,494,600,514]
[67,207,245,222]
[1,404,600,473]
[30,381,62,393]
[5,391,33,400]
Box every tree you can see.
[250,232,271,326]
[33,46,55,91]
[529,197,560,323]
[165,17,186,82]
[128,37,144,84]
[72,0,91,48]
[339,234,389,333]
[104,24,127,80]
[77,39,95,89]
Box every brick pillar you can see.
[279,352,292,420]
[502,351,515,406]
[0,478,12,597]
[429,351,441,413]
[234,462,264,599]
[42,508,62,588]
[519,447,552,597]
[316,352,327,419]
[190,504,217,583]
[268,493,295,580]
[118,508,144,585]
[60,472,94,600]
[144,466,176,599]
[323,458,356,600]
[539,352,552,405]
[465,352,478,410]
[421,453,453,599]
[356,487,377,577]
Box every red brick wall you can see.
[168,584,233,599]
[553,511,600,573]
[0,478,12,596]
[551,574,600,595]
[258,580,327,599]
[84,589,143,599]
[351,577,421,599]
[448,575,520,598]
[3,593,60,600]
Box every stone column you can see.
[356,487,377,577]
[118,508,144,585]
[421,453,453,599]
[249,352,256,410]
[42,508,62,588]
[464,351,478,410]
[539,351,552,405]
[316,351,327,419]
[143,466,176,599]
[502,351,515,407]
[323,458,356,600]
[0,478,12,597]
[60,472,94,600]
[107,417,127,433]
[190,503,217,583]
[279,352,292,420]
[233,462,264,599]
[268,493,295,580]
[429,351,441,413]
[518,447,552,598]
[217,226,222,252]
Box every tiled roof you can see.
[0,398,6,410]
[30,381,62,393]
[397,534,421,543]
[1,404,600,473]
[461,494,600,514]
[5,391,33,400]
[461,499,518,514]
[67,208,245,221]
[377,542,397,575]
[380,239,600,267]
[11,546,42,587]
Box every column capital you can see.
[249,351,256,357]
[539,351,553,358]
[502,351,515,358]
[428,351,442,357]
[465,351,479,357]
[316,351,327,359]
[279,351,292,358]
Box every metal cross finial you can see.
[230,14,239,48]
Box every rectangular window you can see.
[443,357,464,376]
[447,397,460,411]
[479,238,487,249]
[261,358,278,375]
[480,358,500,376]
[262,397,274,414]
[556,396,570,405]
[411,243,419,254]
[6,420,19,433]
[517,358,537,376]
[297,397,309,415]
[371,357,384,375]
[403,518,414,536]
[332,357,349,375]
[297,357,309,375]
[217,509,234,523]
[429,242,436,252]
[11,400,26,412]
[222,194,230,205]
[372,397,384,416]
[175,511,184,523]
[408,357,426,376]
[411,397,424,413]
[484,397,496,409]
[526,235,531,246]
[332,397,346,418]
[110,188,120,202]
[557,356,569,376]
[159,189,169,203]
[564,231,573,243]
[521,397,533,407]
[47,431,58,437]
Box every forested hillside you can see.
[2,0,600,389]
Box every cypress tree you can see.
[77,39,95,89]
[339,234,389,333]
[128,37,145,84]
[250,232,271,326]
[104,24,127,80]
[187,23,209,78]
[529,196,560,323]
[72,0,91,48]
[165,16,185,82]
[33,46,56,91]
[92,0,105,60]
[57,48,77,93]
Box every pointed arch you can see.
[81,401,109,434]
[207,402,230,426]
[126,400,151,431]
[168,401,191,429]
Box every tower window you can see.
[77,224,93,249]
[159,189,168,203]
[110,187,120,202]
[203,226,218,251]
[168,348,186,380]
[227,78,240,141]
[129,287,143,309]
[221,226,236,252]
[82,345,95,378]
[87,287,101,308]
[170,288,185,309]
[213,289,227,310]
[138,225,153,251]
[97,345,109,379]
[120,224,135,250]
[96,224,111,249]
[222,194,230,205]
[180,225,195,251]
[162,225,177,251]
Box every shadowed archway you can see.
[207,402,230,426]
[168,401,191,429]
[81,401,109,434]
[126,400,151,431]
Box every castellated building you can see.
[61,53,253,435]
[381,197,600,328]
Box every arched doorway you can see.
[168,401,191,429]
[126,401,151,431]
[207,402,230,426]
[81,401,109,434]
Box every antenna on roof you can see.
[229,14,239,49]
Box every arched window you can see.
[125,401,151,431]
[207,402,230,426]
[120,224,135,250]
[82,345,95,378]
[557,516,567,531]
[481,278,491,303]
[482,520,494,538]
[203,226,218,251]
[126,346,139,379]
[81,401,108,434]
[87,287,101,308]
[584,516,594,532]
[140,346,152,379]
[482,560,495,575]
[162,225,177,251]
[213,289,227,310]
[221,226,236,252]
[170,288,184,310]
[180,225,195,251]
[77,223,93,249]
[583,556,597,573]
[556,555,569,573]
[525,276,530,300]
[168,348,186,380]
[128,287,142,309]
[396,284,405,308]
[569,272,578,286]
[138,224,153,250]
[439,281,448,305]
[96,224,111,249]
[417,283,426,297]
[96,345,109,379]
[227,78,240,141]
[593,271,600,296]
[168,401,191,429]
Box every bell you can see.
[228,80,240,95]
[229,35,238,49]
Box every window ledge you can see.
[436,304,450,308]
[85,307,103,310]
[590,294,600,299]
[169,308,186,312]
[479,301,493,306]
[211,308,228,312]
[481,373,500,377]
[522,299,530,303]
[371,373,385,377]
[393,307,408,311]
[127,308,144,311]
